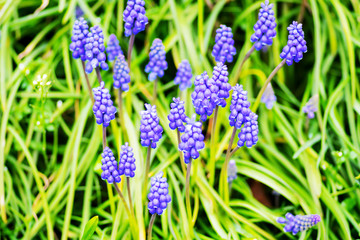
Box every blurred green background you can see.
[1,0,360,239]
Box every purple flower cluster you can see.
[123,0,148,37]
[140,103,163,149]
[261,83,276,109]
[237,112,259,148]
[69,18,89,61]
[250,0,277,51]
[211,62,231,107]
[179,115,205,164]
[174,60,193,91]
[145,38,168,81]
[277,213,321,235]
[227,160,237,183]
[303,94,318,119]
[212,25,236,64]
[101,147,121,184]
[229,84,251,129]
[280,21,307,66]
[191,72,215,122]
[92,82,117,127]
[113,54,131,92]
[106,34,123,61]
[148,172,171,215]
[168,98,188,133]
[84,25,109,73]
[118,142,136,178]
[75,6,84,18]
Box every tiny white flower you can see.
[57,100,63,108]
[36,121,41,125]
[19,63,25,70]
[25,69,30,75]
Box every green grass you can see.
[1,0,360,239]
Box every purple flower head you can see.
[148,172,171,215]
[145,38,168,81]
[280,21,307,66]
[211,62,231,107]
[212,25,237,64]
[69,18,89,61]
[119,142,136,178]
[261,83,276,109]
[113,54,130,92]
[237,112,259,148]
[178,114,205,164]
[250,0,277,51]
[92,81,117,127]
[84,25,109,73]
[168,97,189,133]
[174,60,193,91]
[101,147,121,184]
[303,94,318,119]
[228,160,237,183]
[106,34,123,61]
[191,72,215,122]
[140,103,163,149]
[123,0,148,37]
[229,84,251,129]
[277,213,321,235]
[75,6,84,18]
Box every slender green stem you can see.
[81,61,94,104]
[102,126,107,150]
[117,88,128,141]
[95,67,103,84]
[144,144,152,188]
[152,78,158,105]
[177,129,186,175]
[126,177,134,217]
[113,183,131,216]
[233,45,255,83]
[186,158,193,236]
[147,213,157,240]
[252,59,286,112]
[230,146,240,158]
[127,34,135,70]
[209,105,219,186]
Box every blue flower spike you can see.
[148,172,172,215]
[145,38,168,81]
[92,81,117,127]
[261,83,277,109]
[212,25,237,64]
[75,6,84,18]
[140,103,163,149]
[178,114,205,164]
[303,94,319,119]
[174,60,193,91]
[123,0,148,37]
[227,160,237,183]
[250,0,277,51]
[168,97,188,133]
[84,25,109,73]
[69,17,89,61]
[211,62,231,108]
[229,84,251,129]
[113,54,131,92]
[280,21,307,66]
[101,147,121,184]
[106,34,123,61]
[118,142,136,178]
[237,112,259,148]
[277,213,321,235]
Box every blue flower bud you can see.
[140,103,163,149]
[92,81,117,127]
[229,84,251,129]
[237,112,259,148]
[106,34,123,62]
[119,142,136,178]
[101,147,121,184]
[145,39,168,81]
[174,60,193,91]
[277,213,321,235]
[123,0,148,37]
[168,97,189,133]
[212,25,236,64]
[113,54,130,92]
[261,83,276,109]
[69,18,89,61]
[148,172,171,215]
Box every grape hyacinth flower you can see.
[211,62,231,107]
[92,82,117,127]
[75,6,84,18]
[229,84,251,129]
[303,94,319,119]
[168,97,188,133]
[191,72,215,122]
[174,60,193,91]
[237,112,259,148]
[84,25,109,73]
[69,17,89,61]
[123,0,148,37]
[148,172,172,215]
[145,38,168,81]
[277,213,321,235]
[140,103,163,148]
[101,147,121,184]
[250,0,277,51]
[118,142,136,178]
[212,25,237,64]
[106,34,123,61]
[261,83,276,109]
[113,54,131,92]
[280,21,307,66]
[179,114,205,164]
[227,160,237,183]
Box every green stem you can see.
[177,129,186,176]
[95,67,103,84]
[230,146,240,158]
[144,145,152,188]
[127,34,135,70]
[117,88,128,141]
[152,78,158,105]
[102,125,106,150]
[233,45,255,83]
[81,61,94,104]
[147,213,157,240]
[209,105,219,186]
[186,158,193,237]
[126,177,135,218]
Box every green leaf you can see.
[80,216,99,240]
